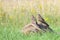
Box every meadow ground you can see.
[0,13,60,40]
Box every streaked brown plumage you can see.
[21,15,43,35]
[37,14,54,32]
[21,14,54,35]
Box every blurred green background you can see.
[0,0,60,40]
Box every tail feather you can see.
[47,27,54,32]
[37,14,49,26]
[37,14,54,32]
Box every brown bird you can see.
[36,14,54,32]
[21,15,43,35]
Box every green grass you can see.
[0,13,60,40]
[0,24,60,40]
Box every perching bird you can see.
[36,14,54,32]
[21,15,43,35]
